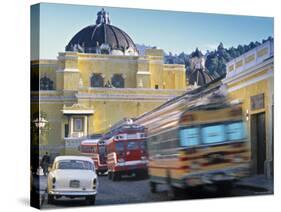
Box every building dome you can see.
[187,48,215,87]
[188,68,215,87]
[65,8,138,56]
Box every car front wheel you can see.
[86,195,96,205]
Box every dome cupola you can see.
[65,8,138,56]
[187,48,215,87]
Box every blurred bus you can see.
[105,121,148,181]
[80,138,108,175]
[147,102,250,198]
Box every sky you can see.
[31,3,273,60]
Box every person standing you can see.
[41,152,50,176]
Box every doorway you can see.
[251,112,266,175]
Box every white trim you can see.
[78,57,138,64]
[137,71,151,75]
[57,54,78,61]
[56,68,79,73]
[85,87,186,92]
[72,56,164,65]
[226,40,273,72]
[76,93,178,100]
[36,63,58,67]
[62,109,94,115]
[33,90,57,94]
[31,101,76,104]
[227,69,273,92]
[36,96,76,101]
[78,99,168,103]
[223,58,273,85]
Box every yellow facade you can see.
[223,40,274,177]
[31,47,187,156]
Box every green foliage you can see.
[164,36,273,77]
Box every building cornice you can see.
[227,69,273,93]
[75,93,177,101]
[56,68,80,73]
[223,58,273,85]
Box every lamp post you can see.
[33,114,48,135]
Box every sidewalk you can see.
[236,175,273,193]
[39,175,48,191]
[32,175,47,192]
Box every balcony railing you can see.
[225,40,274,80]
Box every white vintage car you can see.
[47,156,98,204]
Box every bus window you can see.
[127,141,139,150]
[202,124,225,144]
[116,142,125,152]
[180,127,200,147]
[226,122,245,141]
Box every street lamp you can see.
[33,115,48,134]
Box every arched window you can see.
[111,74,125,88]
[40,76,54,90]
[90,73,104,87]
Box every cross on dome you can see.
[96,8,111,25]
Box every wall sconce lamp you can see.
[246,109,249,121]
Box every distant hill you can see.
[205,36,273,76]
[136,36,273,82]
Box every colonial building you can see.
[31,9,187,156]
[134,40,274,178]
[223,40,274,177]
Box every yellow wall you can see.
[226,68,273,168]
[31,49,187,156]
[54,50,186,90]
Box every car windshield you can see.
[57,160,94,170]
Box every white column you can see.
[70,117,74,137]
[84,116,87,137]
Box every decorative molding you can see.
[33,95,76,101]
[227,69,273,93]
[78,98,168,103]
[57,54,78,61]
[76,93,177,101]
[85,87,186,92]
[137,71,151,75]
[62,103,94,115]
[56,68,79,73]
[78,57,138,64]
[223,58,273,85]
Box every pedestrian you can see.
[41,152,50,176]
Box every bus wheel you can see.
[216,181,234,195]
[150,182,157,193]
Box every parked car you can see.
[47,156,98,205]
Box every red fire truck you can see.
[80,137,108,175]
[105,120,148,181]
